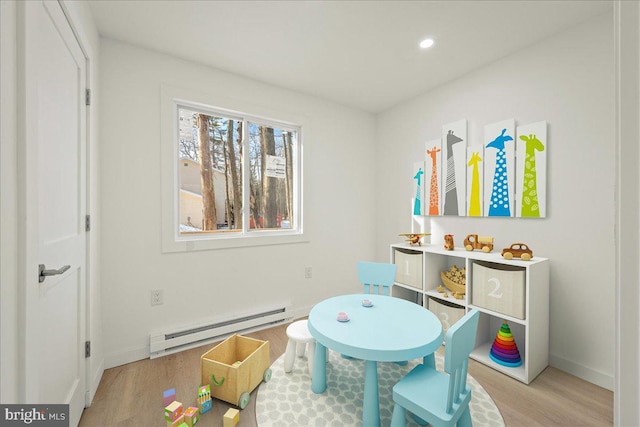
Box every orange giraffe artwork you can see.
[427,146,441,215]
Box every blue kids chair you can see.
[390,309,480,427]
[340,262,398,361]
[357,261,397,296]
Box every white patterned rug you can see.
[256,351,504,427]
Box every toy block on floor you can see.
[200,399,212,415]
[197,385,212,414]
[183,406,199,427]
[164,401,183,422]
[167,414,185,427]
[223,408,240,427]
[163,388,176,406]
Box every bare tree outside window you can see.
[178,108,242,233]
[248,123,296,231]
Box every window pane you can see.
[178,108,243,234]
[248,123,296,231]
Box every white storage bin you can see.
[428,297,465,334]
[394,249,423,290]
[472,262,526,319]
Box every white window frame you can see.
[161,85,307,252]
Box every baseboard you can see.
[86,358,104,406]
[550,353,613,391]
[105,345,150,369]
[104,305,314,369]
[288,304,312,320]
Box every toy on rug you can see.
[501,243,533,261]
[463,234,494,252]
[398,233,431,246]
[444,234,455,250]
[201,334,272,409]
[197,385,212,414]
[489,322,522,367]
[440,265,466,297]
[223,408,240,427]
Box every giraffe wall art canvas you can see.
[442,119,467,216]
[424,139,442,216]
[483,119,516,217]
[516,121,547,218]
[466,146,484,216]
[412,161,425,216]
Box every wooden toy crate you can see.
[200,334,271,409]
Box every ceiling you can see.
[87,1,612,113]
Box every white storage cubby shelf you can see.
[390,243,549,384]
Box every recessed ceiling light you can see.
[419,38,434,49]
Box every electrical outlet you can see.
[305,266,313,279]
[151,289,163,306]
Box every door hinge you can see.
[85,88,91,106]
[85,341,91,358]
[85,215,91,232]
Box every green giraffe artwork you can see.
[519,133,545,217]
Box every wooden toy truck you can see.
[463,234,494,252]
[200,334,272,409]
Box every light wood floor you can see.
[79,322,613,427]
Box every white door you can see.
[21,1,87,425]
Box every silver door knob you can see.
[39,264,70,283]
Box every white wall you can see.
[375,13,615,389]
[99,39,376,367]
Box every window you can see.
[174,102,302,242]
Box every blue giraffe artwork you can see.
[486,127,514,217]
[413,166,424,215]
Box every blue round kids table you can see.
[308,294,443,427]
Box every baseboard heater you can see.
[149,305,292,359]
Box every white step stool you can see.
[284,319,316,377]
